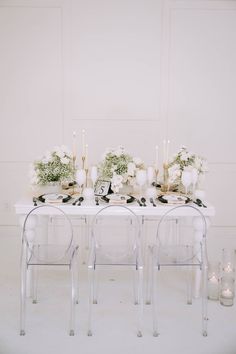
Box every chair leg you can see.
[202,263,208,337]
[137,267,143,337]
[186,267,193,305]
[69,258,77,336]
[75,249,79,304]
[152,265,159,337]
[145,247,152,305]
[133,268,138,305]
[20,260,27,336]
[88,266,95,336]
[81,219,88,265]
[32,266,38,304]
[92,270,99,305]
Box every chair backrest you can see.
[22,204,74,263]
[91,205,141,264]
[156,204,207,264]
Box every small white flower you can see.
[127,162,136,176]
[56,149,65,159]
[61,145,69,153]
[201,160,208,172]
[111,165,117,173]
[42,150,52,163]
[168,164,181,183]
[61,157,70,164]
[111,172,123,193]
[194,156,202,170]
[180,152,188,161]
[168,163,180,174]
[122,173,129,183]
[170,153,178,162]
[183,165,193,172]
[133,157,142,166]
[53,146,61,153]
[114,146,124,157]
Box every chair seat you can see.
[151,244,202,267]
[28,244,78,266]
[94,245,139,266]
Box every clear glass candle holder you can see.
[222,249,235,274]
[208,262,220,301]
[220,276,235,306]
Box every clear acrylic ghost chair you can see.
[87,205,143,337]
[147,204,208,337]
[20,204,79,336]
[144,215,179,299]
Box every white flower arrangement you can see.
[99,146,145,193]
[29,145,74,185]
[168,146,208,185]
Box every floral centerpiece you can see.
[30,145,74,186]
[168,146,208,190]
[98,146,145,193]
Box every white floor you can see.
[0,233,236,354]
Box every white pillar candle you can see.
[82,129,86,157]
[224,263,233,273]
[155,145,159,170]
[72,131,77,159]
[221,288,233,298]
[209,274,218,284]
[85,144,88,169]
[166,140,170,164]
[163,140,166,164]
[208,274,219,301]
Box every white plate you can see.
[39,193,71,203]
[106,194,130,201]
[161,194,188,204]
[102,194,135,204]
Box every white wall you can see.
[0,0,236,258]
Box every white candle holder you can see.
[220,276,235,306]
[208,262,220,301]
[161,163,169,193]
[222,248,235,274]
[220,249,236,306]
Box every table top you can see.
[14,198,215,217]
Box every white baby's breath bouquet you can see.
[30,145,74,185]
[168,146,208,186]
[99,146,145,193]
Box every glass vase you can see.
[220,276,235,306]
[208,262,220,301]
[220,249,236,306]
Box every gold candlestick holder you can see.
[161,163,169,193]
[155,168,159,184]
[71,156,79,196]
[82,156,85,169]
[85,168,89,188]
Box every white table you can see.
[15,198,215,298]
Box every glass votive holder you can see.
[220,276,235,306]
[222,248,235,274]
[208,263,220,301]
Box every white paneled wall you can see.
[0,0,236,257]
